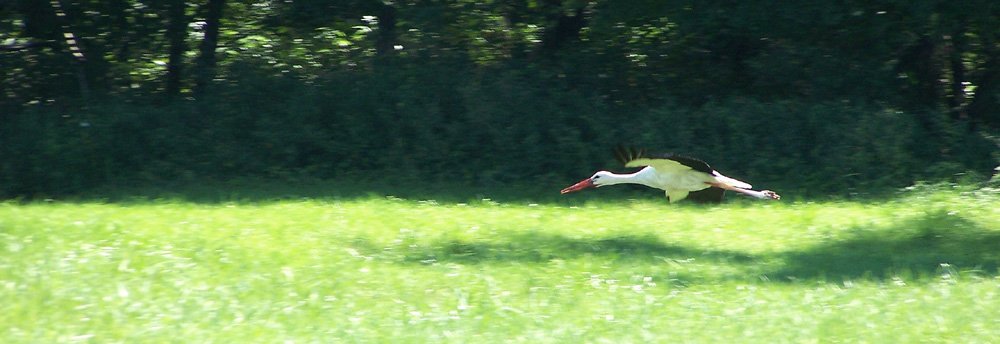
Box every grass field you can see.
[2,185,1000,343]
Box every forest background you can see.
[3,0,1000,199]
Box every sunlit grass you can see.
[2,189,999,343]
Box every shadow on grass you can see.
[768,209,1000,282]
[370,231,758,266]
[375,209,1000,284]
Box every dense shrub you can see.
[1,63,996,199]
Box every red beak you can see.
[561,178,596,194]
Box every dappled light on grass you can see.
[1,191,1000,343]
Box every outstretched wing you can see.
[613,144,713,174]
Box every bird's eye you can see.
[592,176,600,180]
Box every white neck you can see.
[599,167,657,188]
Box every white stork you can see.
[560,144,780,203]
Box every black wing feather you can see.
[614,144,713,174]
[613,143,646,165]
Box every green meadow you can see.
[2,186,1000,343]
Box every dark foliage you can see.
[2,63,995,199]
[2,1,999,198]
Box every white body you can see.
[588,167,771,203]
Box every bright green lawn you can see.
[2,189,1000,343]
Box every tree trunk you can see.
[966,53,1000,129]
[947,25,968,120]
[50,0,91,101]
[165,1,188,98]
[502,0,529,60]
[108,0,132,90]
[896,35,942,110]
[374,3,397,57]
[539,5,587,55]
[195,0,225,95]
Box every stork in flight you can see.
[560,145,780,203]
